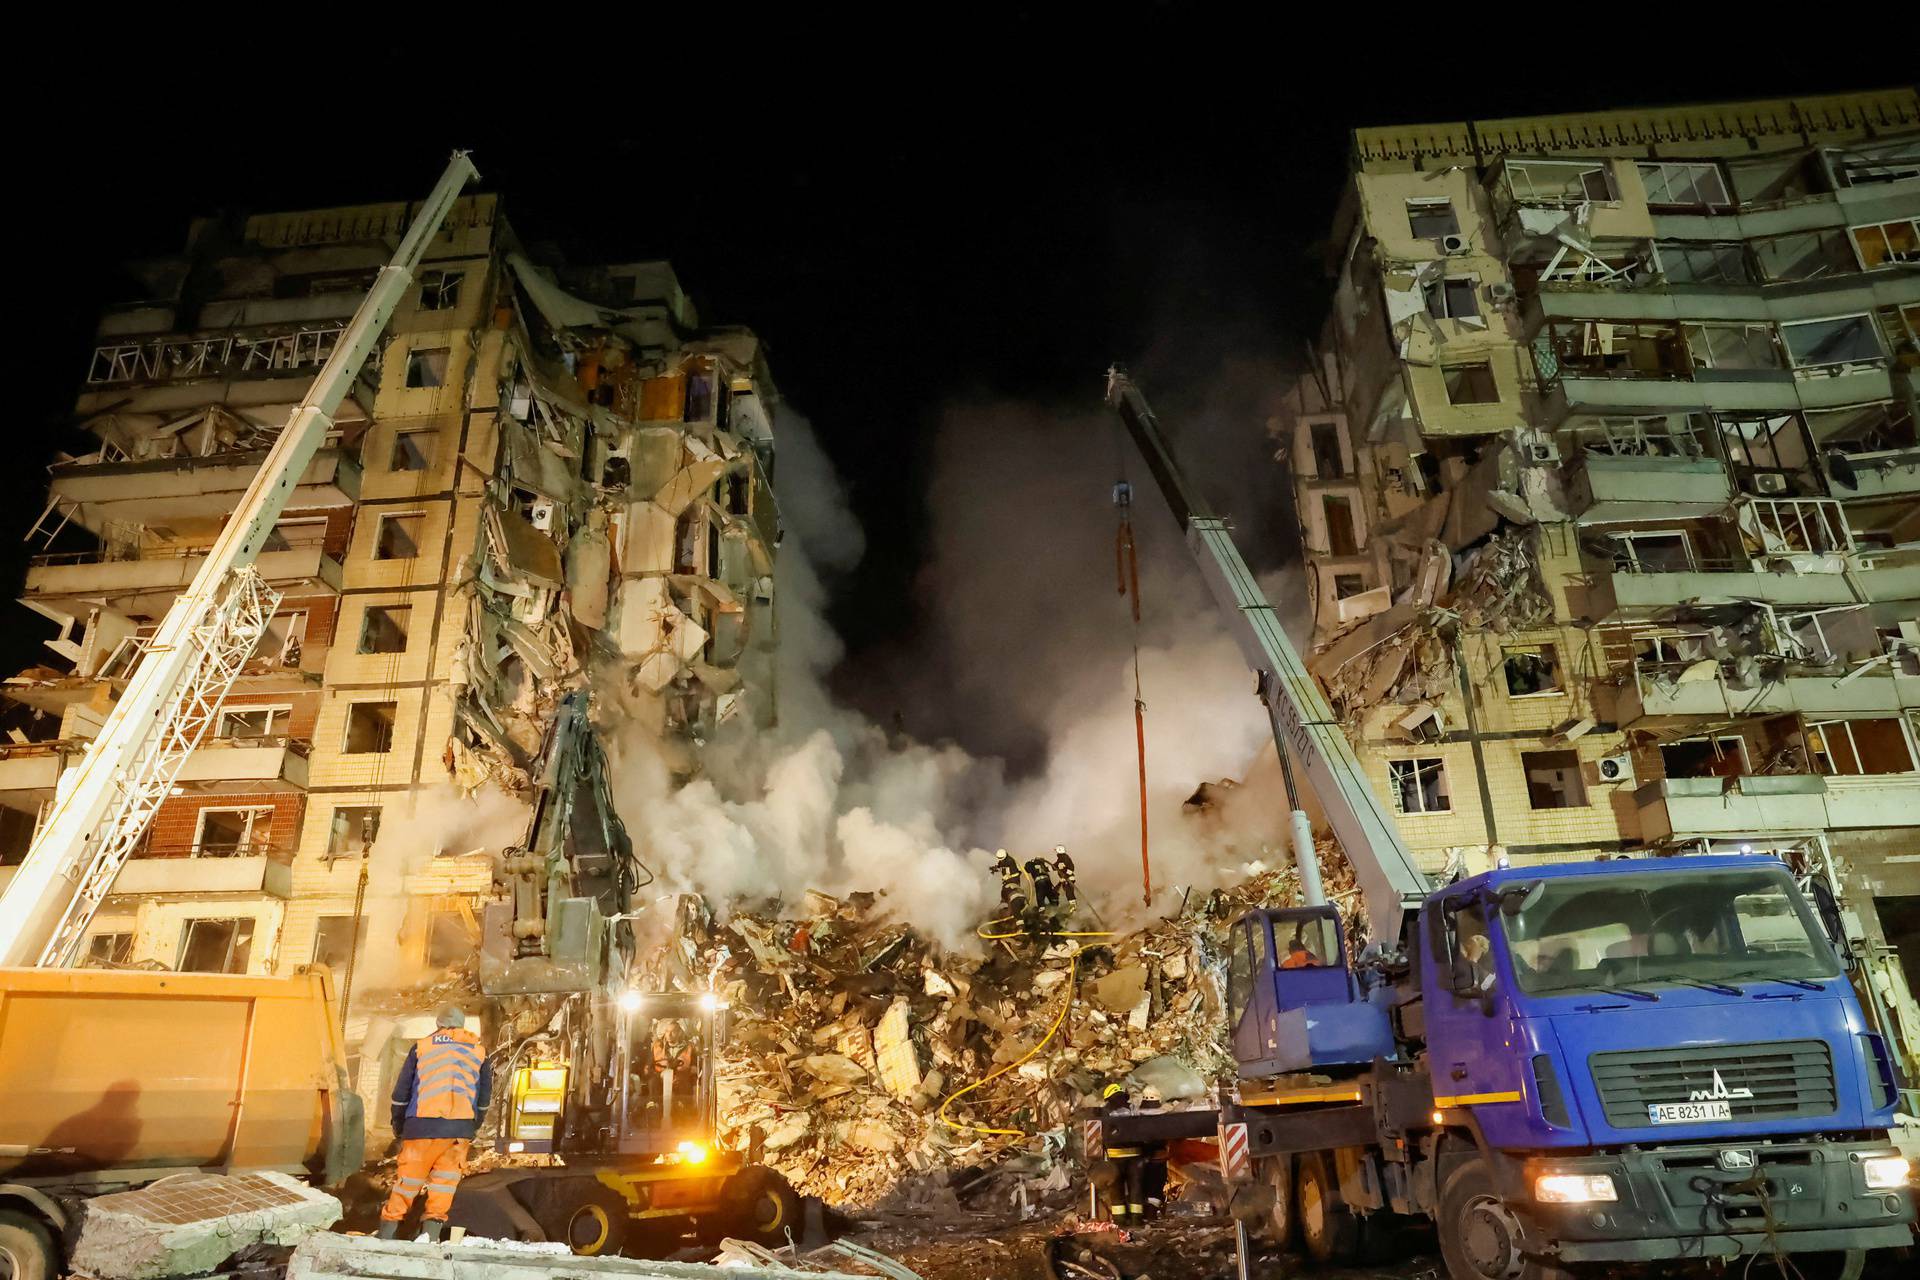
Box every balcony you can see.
[172,737,309,793]
[1637,770,1920,840]
[0,849,293,899]
[48,448,360,534]
[1613,660,1920,729]
[1839,445,1920,499]
[0,741,78,809]
[1566,452,1732,524]
[24,544,343,613]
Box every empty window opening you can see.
[1685,323,1781,371]
[1807,718,1917,776]
[217,706,289,739]
[1661,736,1750,780]
[1505,159,1614,205]
[1413,451,1445,494]
[1523,750,1588,809]
[405,347,449,388]
[374,513,424,560]
[726,470,751,516]
[254,610,306,668]
[1443,362,1499,405]
[358,605,410,654]
[84,932,133,967]
[1334,573,1368,600]
[1426,278,1481,321]
[327,805,383,856]
[1389,757,1451,814]
[1322,494,1359,557]
[1781,315,1883,370]
[179,918,254,974]
[312,916,360,973]
[1309,422,1345,478]
[1657,242,1753,286]
[1639,161,1732,210]
[1752,229,1860,283]
[194,806,273,857]
[1503,645,1563,697]
[261,517,327,553]
[1540,322,1689,379]
[417,269,462,311]
[1610,529,1695,574]
[427,910,476,967]
[1718,414,1811,494]
[343,701,398,754]
[390,429,435,472]
[1851,219,1919,270]
[1406,199,1459,240]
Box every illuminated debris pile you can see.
[709,863,1349,1208]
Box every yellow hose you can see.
[976,914,1114,941]
[937,952,1080,1138]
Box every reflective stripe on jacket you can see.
[391,1028,492,1139]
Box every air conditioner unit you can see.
[1440,233,1469,255]
[1753,472,1790,495]
[1527,439,1562,465]
[1597,753,1635,785]
[1488,281,1517,304]
[529,499,557,531]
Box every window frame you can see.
[373,511,426,561]
[1779,313,1886,371]
[1502,644,1564,698]
[416,269,463,311]
[326,804,384,856]
[1521,749,1590,810]
[1406,198,1460,241]
[404,346,450,389]
[178,917,255,974]
[1442,361,1500,405]
[216,705,291,740]
[357,604,412,655]
[192,805,275,857]
[342,700,399,755]
[1388,756,1452,815]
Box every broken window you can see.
[1443,362,1499,405]
[374,512,424,560]
[194,806,273,856]
[1684,323,1781,371]
[1781,315,1883,370]
[1425,277,1480,321]
[1522,750,1588,809]
[1638,160,1731,210]
[1807,717,1918,776]
[1610,529,1695,574]
[1322,493,1359,557]
[1826,141,1920,188]
[1850,219,1920,270]
[1309,422,1345,479]
[1656,242,1754,287]
[327,805,382,856]
[84,932,133,966]
[343,701,397,754]
[1753,229,1859,283]
[1334,573,1367,599]
[358,605,410,654]
[1661,736,1750,779]
[390,429,436,472]
[417,269,463,311]
[217,706,289,739]
[253,610,306,668]
[1718,414,1813,495]
[1578,415,1708,458]
[1503,645,1562,697]
[405,347,449,388]
[1406,199,1459,240]
[1806,402,1916,456]
[1538,322,1688,380]
[1741,497,1852,556]
[179,918,254,974]
[1388,757,1450,814]
[1504,159,1614,205]
[312,916,359,973]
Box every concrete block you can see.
[288,1232,877,1280]
[72,1171,341,1280]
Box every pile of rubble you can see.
[708,855,1358,1209]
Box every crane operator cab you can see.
[617,992,718,1154]
[1224,906,1395,1079]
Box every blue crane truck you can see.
[1090,372,1914,1280]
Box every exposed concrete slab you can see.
[288,1232,878,1280]
[72,1171,341,1280]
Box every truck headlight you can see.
[1862,1156,1911,1190]
[1535,1173,1617,1204]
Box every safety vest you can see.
[412,1028,486,1120]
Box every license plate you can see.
[1648,1101,1733,1124]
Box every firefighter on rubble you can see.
[1025,854,1059,909]
[1094,1081,1149,1226]
[991,848,1026,914]
[1052,844,1077,906]
[381,1005,493,1241]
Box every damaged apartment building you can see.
[0,193,779,992]
[1279,88,1920,1000]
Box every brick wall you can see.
[143,793,305,858]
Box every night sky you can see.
[13,43,1912,747]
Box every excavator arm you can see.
[1104,368,1430,946]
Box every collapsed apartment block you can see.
[0,195,778,1006]
[1280,88,1920,1015]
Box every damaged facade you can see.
[0,196,777,1003]
[1281,88,1920,1017]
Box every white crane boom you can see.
[0,152,479,967]
[1104,368,1431,945]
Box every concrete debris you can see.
[287,1231,876,1280]
[72,1171,341,1280]
[709,859,1359,1209]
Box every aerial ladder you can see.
[0,153,479,967]
[1097,369,1912,1280]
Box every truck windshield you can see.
[1502,866,1838,995]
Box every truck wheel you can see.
[0,1210,57,1280]
[535,1182,630,1257]
[722,1166,801,1247]
[1438,1156,1566,1280]
[1255,1154,1296,1249]
[1296,1151,1360,1263]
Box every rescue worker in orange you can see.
[380,1005,492,1241]
[651,1019,697,1123]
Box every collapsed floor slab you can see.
[71,1171,342,1280]
[287,1232,884,1280]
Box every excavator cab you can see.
[1227,906,1395,1079]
